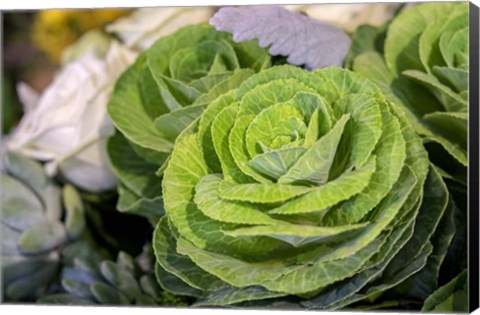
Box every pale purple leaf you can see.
[210,5,351,70]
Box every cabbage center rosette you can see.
[154,65,429,302]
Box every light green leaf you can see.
[210,102,253,183]
[194,69,255,105]
[161,132,209,248]
[156,75,201,109]
[198,94,238,174]
[440,27,469,68]
[278,114,349,185]
[303,109,320,147]
[169,39,239,82]
[219,180,312,204]
[245,102,305,157]
[420,7,468,73]
[269,156,376,215]
[194,174,283,225]
[230,115,273,183]
[189,72,232,93]
[154,104,206,142]
[223,222,368,247]
[239,78,317,117]
[248,147,307,182]
[334,94,383,169]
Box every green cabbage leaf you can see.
[350,2,468,183]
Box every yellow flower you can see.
[94,9,130,23]
[32,9,131,63]
[37,9,68,25]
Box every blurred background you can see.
[2,9,132,134]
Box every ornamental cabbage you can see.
[351,2,468,183]
[107,24,271,221]
[153,65,455,308]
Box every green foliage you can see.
[107,23,271,220]
[37,242,189,306]
[149,64,457,309]
[346,6,469,310]
[1,152,86,301]
[422,269,468,312]
[350,2,468,183]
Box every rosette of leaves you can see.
[152,65,458,309]
[2,152,85,301]
[37,244,189,306]
[107,24,271,221]
[349,2,468,183]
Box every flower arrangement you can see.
[2,3,469,312]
